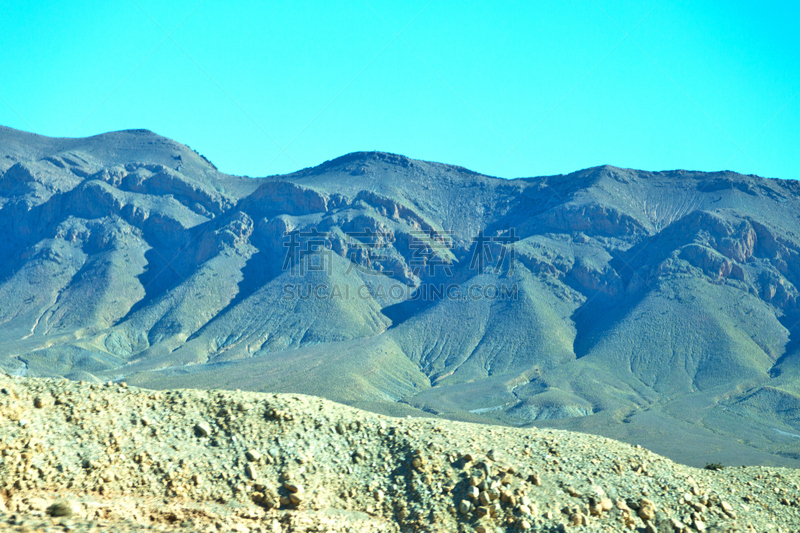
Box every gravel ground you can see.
[1,374,799,532]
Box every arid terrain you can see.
[1,374,799,532]
[2,125,800,468]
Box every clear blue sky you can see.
[1,0,798,179]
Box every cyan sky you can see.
[1,1,798,179]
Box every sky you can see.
[0,0,798,180]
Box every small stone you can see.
[638,498,656,521]
[33,397,45,408]
[46,501,73,517]
[373,489,384,501]
[284,482,303,494]
[519,519,531,530]
[459,500,473,514]
[670,518,685,530]
[570,512,588,526]
[194,422,212,437]
[245,449,261,462]
[600,497,613,512]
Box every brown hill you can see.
[2,374,798,532]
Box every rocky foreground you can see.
[0,375,798,532]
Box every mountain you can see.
[1,125,800,468]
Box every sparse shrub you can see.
[704,462,724,471]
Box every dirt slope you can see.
[1,374,799,532]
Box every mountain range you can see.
[1,125,799,468]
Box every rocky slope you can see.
[2,374,800,533]
[2,125,800,467]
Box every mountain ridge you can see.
[1,125,799,469]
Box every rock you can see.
[669,518,685,530]
[459,500,473,514]
[600,497,613,512]
[284,482,303,494]
[45,501,73,517]
[245,449,261,462]
[570,511,588,526]
[194,422,212,437]
[720,500,735,516]
[638,498,656,521]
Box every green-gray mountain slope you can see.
[1,125,799,468]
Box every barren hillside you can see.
[2,126,800,467]
[2,375,799,532]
